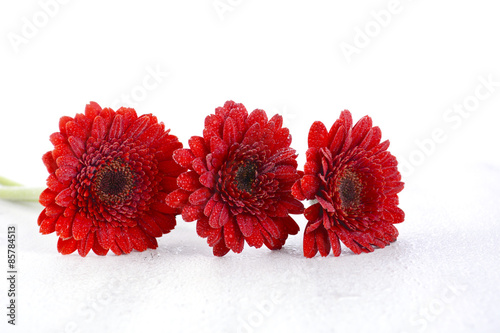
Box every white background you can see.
[1,1,500,332]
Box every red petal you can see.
[304,203,321,222]
[37,209,47,226]
[55,214,74,239]
[209,201,229,228]
[268,147,296,165]
[158,160,185,177]
[57,237,78,255]
[303,229,318,258]
[189,187,212,206]
[55,166,77,184]
[84,101,102,118]
[273,165,298,180]
[316,227,331,257]
[39,215,57,234]
[260,216,280,239]
[360,126,382,150]
[116,107,138,125]
[269,114,283,129]
[291,181,305,201]
[246,227,264,248]
[58,116,73,136]
[349,115,373,149]
[308,121,328,148]
[300,175,320,199]
[191,157,208,175]
[72,213,93,240]
[336,227,362,254]
[56,155,80,169]
[203,114,224,141]
[97,223,113,250]
[385,182,405,196]
[137,122,162,146]
[213,239,230,257]
[246,109,268,130]
[153,133,182,156]
[108,114,125,139]
[150,201,178,215]
[282,216,300,235]
[39,188,56,207]
[49,133,66,149]
[139,214,163,238]
[52,143,74,160]
[223,117,238,146]
[207,228,223,246]
[328,230,342,257]
[173,149,195,168]
[224,218,244,253]
[46,174,65,192]
[78,232,94,257]
[236,214,254,237]
[66,121,86,141]
[304,160,320,175]
[280,196,304,214]
[42,151,57,174]
[90,115,107,141]
[55,187,74,207]
[329,125,346,155]
[109,242,123,255]
[339,110,353,129]
[273,127,291,150]
[45,203,64,217]
[182,205,204,222]
[189,136,209,158]
[199,171,215,189]
[203,197,217,217]
[196,217,212,238]
[160,176,179,193]
[152,212,177,233]
[351,231,375,253]
[127,227,148,252]
[261,226,278,250]
[316,196,335,213]
[126,114,151,139]
[67,136,85,158]
[165,189,190,208]
[322,212,332,229]
[177,171,200,192]
[92,233,109,256]
[114,229,133,254]
[241,122,261,146]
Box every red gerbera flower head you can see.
[37,102,185,256]
[292,110,405,258]
[166,101,304,256]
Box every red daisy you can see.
[292,110,405,258]
[38,102,184,256]
[166,101,304,256]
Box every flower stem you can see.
[0,176,22,187]
[0,186,43,202]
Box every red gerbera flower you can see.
[37,102,184,256]
[166,101,304,256]
[292,110,405,258]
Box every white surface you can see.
[1,1,500,332]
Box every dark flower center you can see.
[234,162,257,193]
[338,170,362,209]
[93,160,135,203]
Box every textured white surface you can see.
[1,1,500,332]
[1,162,500,333]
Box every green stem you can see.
[0,186,44,202]
[0,176,22,187]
